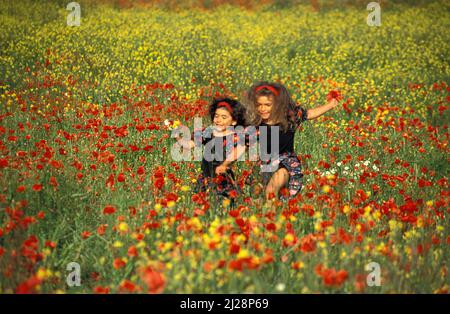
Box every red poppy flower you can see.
[128,245,138,257]
[300,234,316,253]
[326,90,343,102]
[17,185,26,193]
[0,158,8,168]
[113,258,126,269]
[140,266,165,294]
[105,174,115,189]
[137,166,145,175]
[97,224,107,235]
[103,205,116,215]
[81,231,91,239]
[154,178,164,190]
[228,259,243,272]
[50,176,58,187]
[317,265,348,287]
[93,286,110,294]
[120,280,137,293]
[117,172,125,182]
[229,243,240,254]
[32,184,42,192]
[265,223,276,232]
[16,276,41,294]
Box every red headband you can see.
[255,85,279,96]
[217,101,233,113]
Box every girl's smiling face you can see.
[213,107,236,131]
[256,95,274,122]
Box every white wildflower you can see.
[275,283,286,292]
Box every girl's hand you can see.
[326,90,343,110]
[174,133,184,145]
[171,126,183,141]
[329,98,340,109]
[215,164,228,175]
[173,132,194,149]
[326,90,343,102]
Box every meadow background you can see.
[0,0,449,293]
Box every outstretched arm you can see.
[306,98,339,120]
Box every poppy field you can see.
[0,0,449,293]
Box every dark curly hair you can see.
[208,97,247,127]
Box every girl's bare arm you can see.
[220,144,246,168]
[177,137,195,149]
[173,126,196,149]
[306,98,339,120]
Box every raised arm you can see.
[306,98,339,120]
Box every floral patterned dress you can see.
[245,105,308,200]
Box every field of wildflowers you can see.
[0,0,449,294]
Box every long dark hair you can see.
[243,81,297,132]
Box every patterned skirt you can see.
[260,151,304,200]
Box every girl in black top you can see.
[244,81,342,201]
[176,97,247,204]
